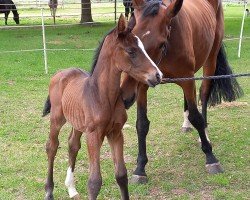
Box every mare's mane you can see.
[90,28,116,75]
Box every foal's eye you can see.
[125,48,136,58]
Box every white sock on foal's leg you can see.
[65,167,79,198]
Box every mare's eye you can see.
[126,48,136,58]
[159,42,165,49]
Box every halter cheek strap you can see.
[156,43,167,66]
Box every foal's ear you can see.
[117,14,127,35]
[166,0,183,18]
[132,0,145,10]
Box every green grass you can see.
[0,5,250,200]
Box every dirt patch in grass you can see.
[47,40,65,45]
[209,101,248,109]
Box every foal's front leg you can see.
[86,131,103,200]
[107,131,129,200]
[132,84,150,184]
[65,128,82,199]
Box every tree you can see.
[80,0,93,23]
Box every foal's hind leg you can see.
[65,128,82,199]
[86,131,104,200]
[45,111,66,200]
[107,131,129,200]
[181,80,223,174]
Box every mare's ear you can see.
[117,14,127,35]
[127,14,136,32]
[132,0,145,10]
[166,0,183,18]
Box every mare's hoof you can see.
[130,175,148,184]
[72,194,81,200]
[181,127,193,133]
[206,163,224,174]
[45,193,54,200]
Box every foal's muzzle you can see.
[147,72,162,87]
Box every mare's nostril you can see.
[156,73,161,83]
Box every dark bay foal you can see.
[43,14,162,200]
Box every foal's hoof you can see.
[130,175,148,184]
[72,194,81,200]
[45,193,54,200]
[181,127,193,133]
[206,163,224,174]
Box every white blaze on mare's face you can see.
[142,31,151,38]
[134,35,163,78]
[65,167,79,198]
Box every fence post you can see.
[114,0,117,24]
[238,0,247,58]
[41,8,48,74]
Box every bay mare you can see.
[121,0,243,183]
[42,14,162,200]
[0,0,19,25]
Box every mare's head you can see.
[120,0,183,108]
[111,14,163,87]
[131,0,183,61]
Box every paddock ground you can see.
[0,5,249,200]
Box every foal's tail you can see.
[42,95,51,117]
[208,44,244,106]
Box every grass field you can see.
[0,5,250,200]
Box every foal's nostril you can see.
[156,73,161,83]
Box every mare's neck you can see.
[90,39,122,105]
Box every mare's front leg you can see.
[181,80,223,174]
[131,84,149,184]
[86,130,104,200]
[45,112,66,200]
[65,128,83,199]
[107,130,129,200]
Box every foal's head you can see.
[131,0,183,61]
[112,14,163,87]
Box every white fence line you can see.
[1,37,249,53]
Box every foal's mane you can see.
[142,0,161,18]
[90,28,116,75]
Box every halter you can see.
[155,1,172,66]
[155,43,167,66]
